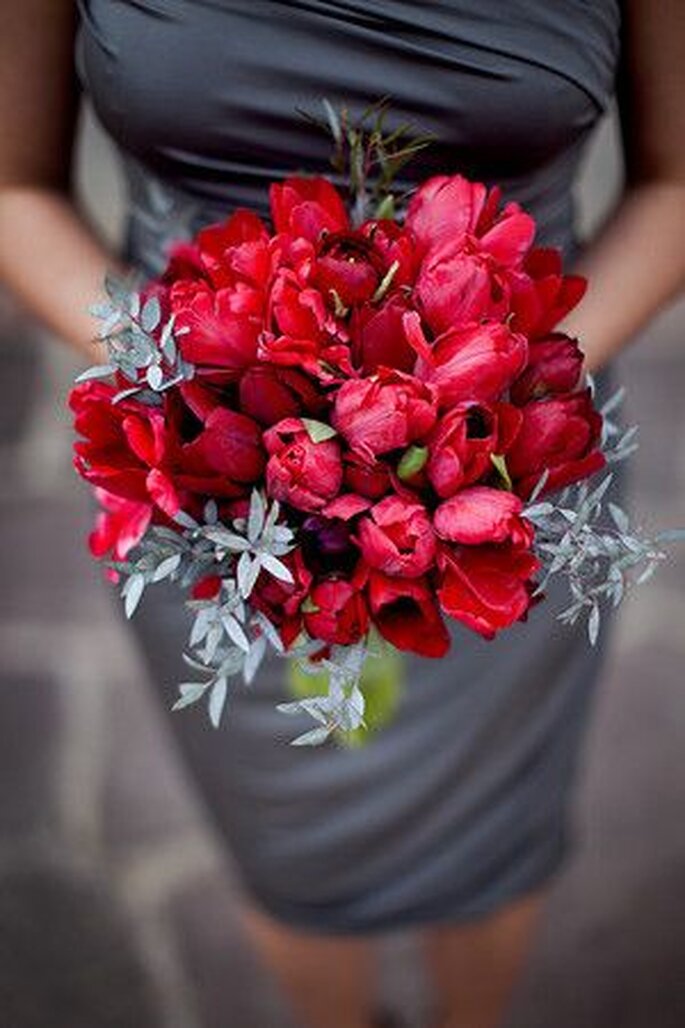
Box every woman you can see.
[0,3,683,1027]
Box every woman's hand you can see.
[0,1,119,358]
[559,0,685,372]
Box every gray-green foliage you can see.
[524,388,685,646]
[113,492,296,728]
[75,272,195,401]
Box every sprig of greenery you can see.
[300,97,435,224]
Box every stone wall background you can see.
[0,104,684,1027]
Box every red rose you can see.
[434,487,534,548]
[238,364,325,425]
[303,576,369,645]
[426,401,521,498]
[407,313,528,407]
[169,279,260,373]
[264,417,343,512]
[270,176,349,243]
[357,495,436,577]
[507,389,605,497]
[367,571,450,658]
[332,368,437,461]
[351,294,416,374]
[509,247,587,338]
[437,544,539,639]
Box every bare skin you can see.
[0,2,683,1027]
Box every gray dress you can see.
[76,0,621,933]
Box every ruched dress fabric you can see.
[76,1,621,933]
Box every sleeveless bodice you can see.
[76,0,620,273]
[74,1,625,935]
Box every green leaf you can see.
[397,445,428,481]
[374,194,395,220]
[490,453,513,491]
[301,418,338,443]
[322,98,342,144]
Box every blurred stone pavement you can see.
[0,109,684,1027]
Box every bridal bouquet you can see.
[70,105,675,744]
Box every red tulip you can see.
[196,209,272,290]
[351,294,416,374]
[304,576,369,645]
[367,571,450,658]
[239,364,325,425]
[415,245,509,335]
[510,333,584,405]
[343,451,393,500]
[264,417,343,512]
[406,175,488,260]
[169,279,260,373]
[507,389,605,497]
[434,487,534,548]
[426,401,521,498]
[177,407,265,484]
[251,550,313,648]
[408,314,528,407]
[270,176,349,243]
[88,487,151,576]
[357,495,436,577]
[332,368,437,461]
[437,544,539,639]
[406,174,535,266]
[509,247,587,338]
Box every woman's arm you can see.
[559,0,685,371]
[0,0,119,357]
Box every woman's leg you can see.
[240,901,377,1028]
[422,888,547,1028]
